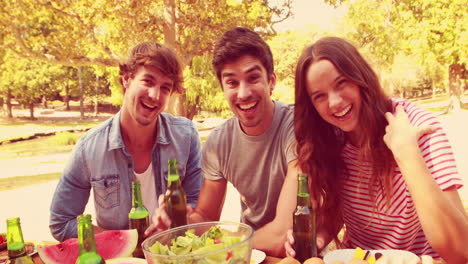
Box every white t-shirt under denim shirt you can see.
[135,162,157,223]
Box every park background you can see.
[0,0,467,243]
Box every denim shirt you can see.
[49,111,203,242]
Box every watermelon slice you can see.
[107,257,147,264]
[38,229,138,264]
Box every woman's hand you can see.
[383,105,435,158]
[285,229,296,258]
[284,229,327,258]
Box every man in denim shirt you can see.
[49,42,203,242]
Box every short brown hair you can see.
[119,42,184,94]
[212,27,274,84]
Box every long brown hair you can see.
[294,37,394,244]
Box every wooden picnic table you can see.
[32,254,282,264]
[30,253,446,264]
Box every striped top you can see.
[340,98,463,257]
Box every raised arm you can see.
[384,106,468,263]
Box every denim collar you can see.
[108,111,170,151]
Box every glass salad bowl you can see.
[142,221,253,264]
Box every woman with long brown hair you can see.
[286,36,468,263]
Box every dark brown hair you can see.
[212,27,274,83]
[294,36,394,244]
[119,42,184,94]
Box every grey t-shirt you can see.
[202,100,296,229]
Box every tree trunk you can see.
[432,80,436,99]
[42,95,48,108]
[186,95,200,120]
[94,75,99,117]
[163,0,176,49]
[65,80,70,111]
[78,66,85,119]
[448,64,463,113]
[6,89,13,118]
[162,0,191,117]
[29,103,35,119]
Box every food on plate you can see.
[38,229,137,264]
[324,248,423,264]
[330,262,345,264]
[0,233,6,251]
[347,247,371,264]
[106,257,147,264]
[353,247,369,260]
[365,256,376,264]
[277,257,301,264]
[148,225,250,263]
[303,257,325,264]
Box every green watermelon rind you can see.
[38,229,138,264]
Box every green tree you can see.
[329,0,467,109]
[268,28,321,103]
[0,51,64,119]
[0,0,292,118]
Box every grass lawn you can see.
[0,95,464,191]
[0,172,61,191]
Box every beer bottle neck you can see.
[129,181,149,220]
[297,174,311,207]
[77,215,98,255]
[6,217,27,259]
[131,181,144,208]
[168,158,181,186]
[168,175,181,186]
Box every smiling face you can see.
[121,65,173,128]
[220,55,276,136]
[306,59,362,136]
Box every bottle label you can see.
[8,241,25,251]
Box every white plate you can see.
[250,249,266,264]
[323,249,419,264]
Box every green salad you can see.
[148,226,250,264]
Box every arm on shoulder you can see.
[252,160,298,257]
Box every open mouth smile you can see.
[333,104,352,118]
[237,101,258,112]
[141,101,157,111]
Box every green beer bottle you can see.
[6,217,33,264]
[165,158,187,228]
[75,214,105,264]
[293,173,317,262]
[128,180,149,258]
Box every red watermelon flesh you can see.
[38,229,138,264]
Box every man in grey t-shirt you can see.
[151,27,298,257]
